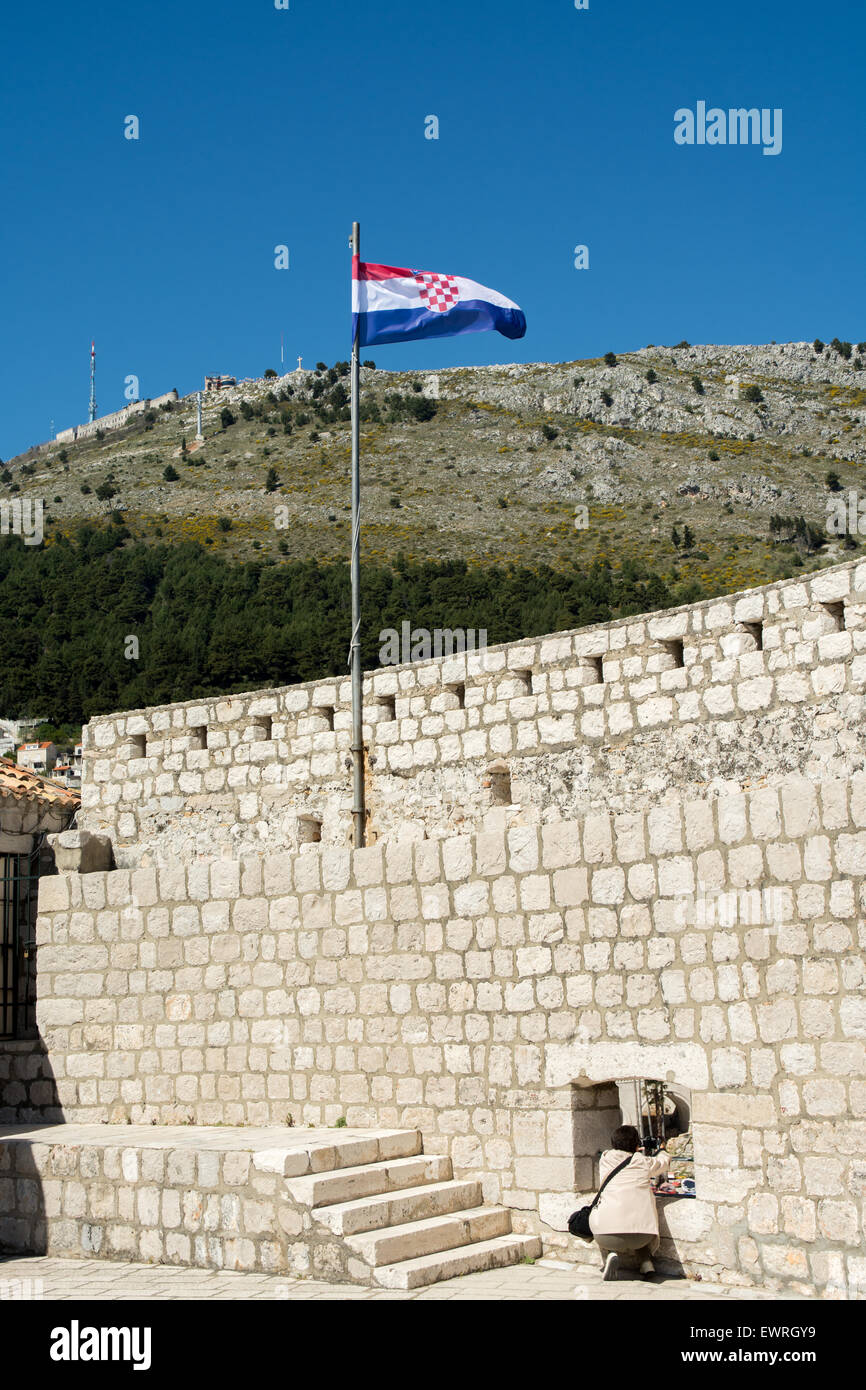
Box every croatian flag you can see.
[352,257,526,348]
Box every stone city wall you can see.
[79,557,866,867]
[54,391,179,446]
[27,772,866,1297]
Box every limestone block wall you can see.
[54,390,179,446]
[78,557,866,867]
[0,1130,367,1281]
[0,1042,59,1124]
[32,773,866,1297]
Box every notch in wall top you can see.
[484,758,512,806]
[821,600,846,631]
[313,705,335,731]
[297,813,322,844]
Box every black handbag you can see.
[567,1155,634,1241]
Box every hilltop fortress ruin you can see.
[2,555,866,1295]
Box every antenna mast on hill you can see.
[88,340,97,423]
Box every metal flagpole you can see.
[349,221,366,848]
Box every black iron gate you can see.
[0,850,39,1038]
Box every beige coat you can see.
[589,1148,670,1237]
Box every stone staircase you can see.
[0,1122,540,1288]
[285,1128,541,1289]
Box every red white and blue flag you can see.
[352,257,526,348]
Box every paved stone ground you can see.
[0,1254,787,1301]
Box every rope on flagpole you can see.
[347,510,361,666]
[347,619,360,669]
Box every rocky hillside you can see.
[5,338,866,595]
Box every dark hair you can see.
[611,1124,640,1153]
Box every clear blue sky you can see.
[1,0,864,459]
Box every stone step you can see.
[286,1153,453,1208]
[316,1178,483,1237]
[346,1206,512,1267]
[254,1128,422,1178]
[373,1233,544,1290]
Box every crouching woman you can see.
[590,1124,669,1281]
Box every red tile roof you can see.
[0,758,81,809]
